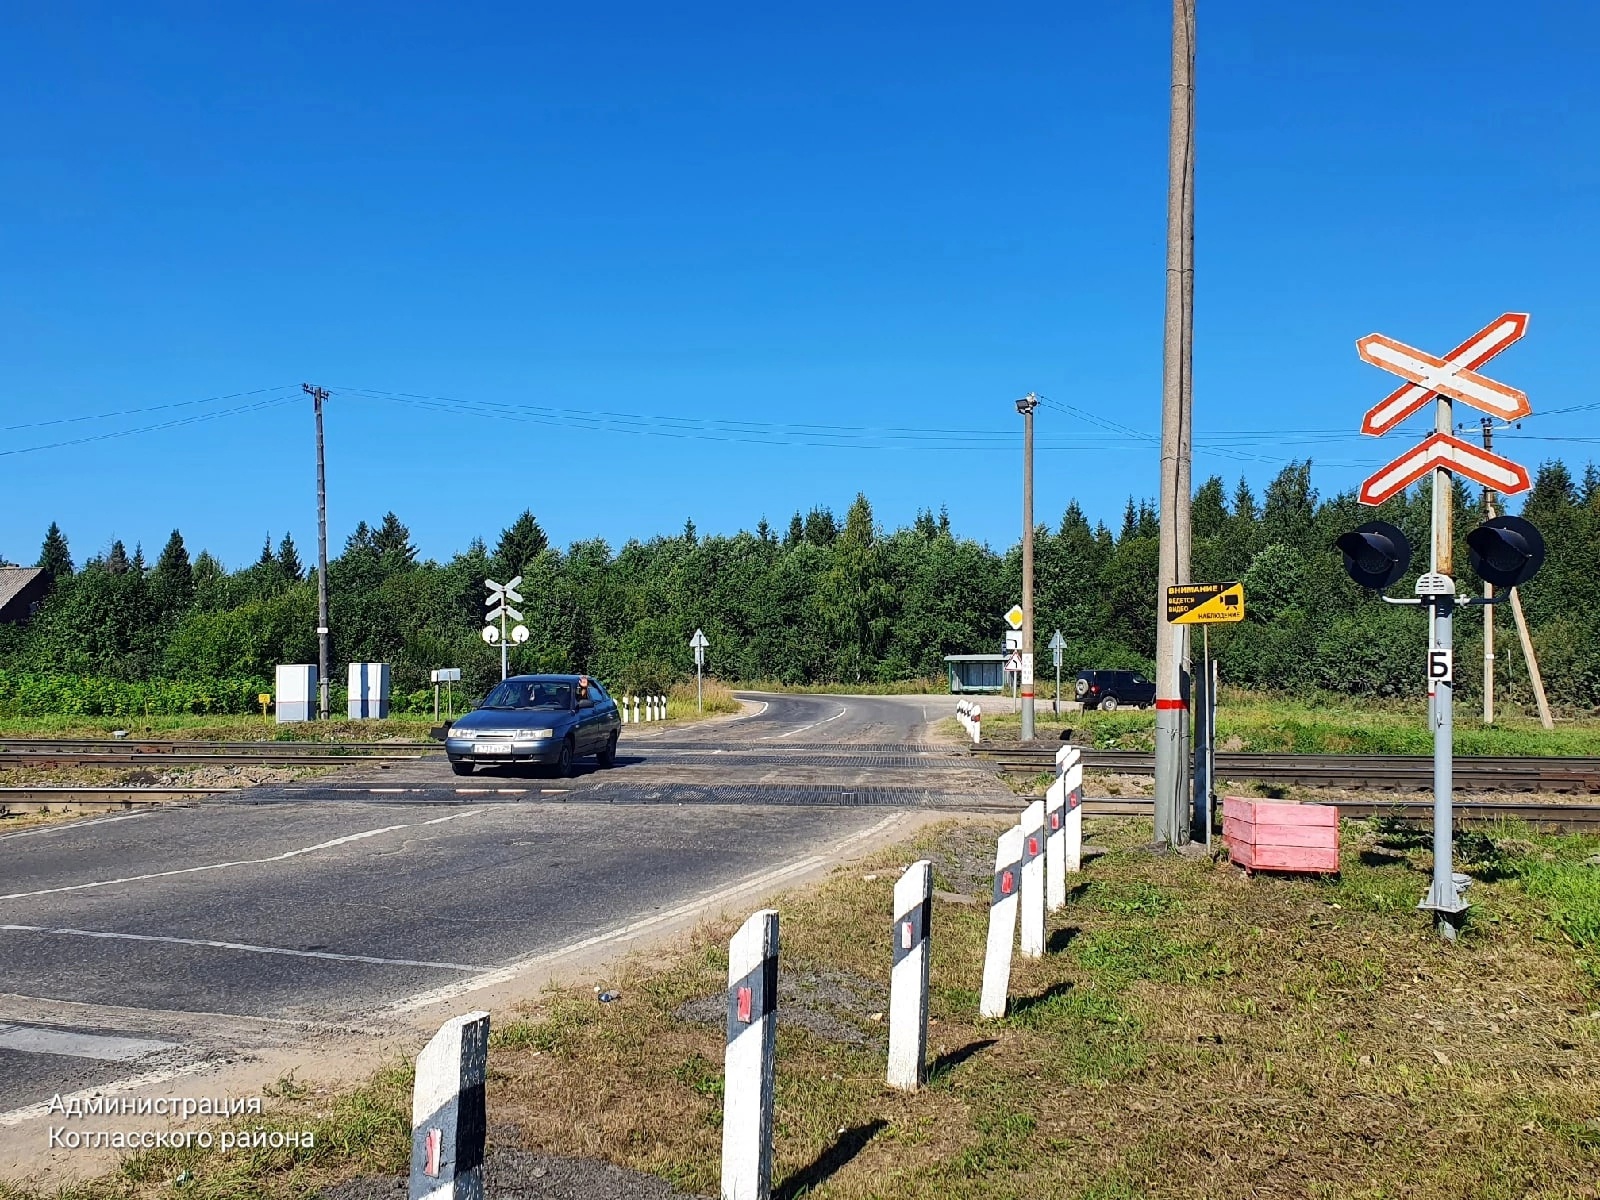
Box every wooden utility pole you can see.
[1154,0,1196,846]
[304,384,332,721]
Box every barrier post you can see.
[1019,800,1046,958]
[721,910,779,1200]
[979,825,1024,1018]
[1063,754,1084,874]
[1045,773,1067,912]
[409,1011,490,1200]
[887,860,933,1091]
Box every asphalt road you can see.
[0,692,1013,1153]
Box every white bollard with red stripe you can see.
[409,1010,490,1200]
[1047,746,1083,908]
[887,860,932,1091]
[721,909,779,1200]
[1019,800,1046,959]
[971,703,982,745]
[979,824,1023,1019]
[1059,748,1084,875]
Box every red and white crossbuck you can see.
[1357,313,1533,506]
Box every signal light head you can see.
[1335,520,1412,590]
[1466,515,1545,588]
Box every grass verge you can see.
[964,689,1600,756]
[9,818,1598,1199]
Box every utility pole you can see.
[1153,0,1196,846]
[1480,417,1496,725]
[304,383,331,722]
[1017,393,1040,742]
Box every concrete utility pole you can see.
[1018,393,1040,742]
[1153,0,1196,845]
[304,383,332,722]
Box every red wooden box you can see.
[1222,796,1339,874]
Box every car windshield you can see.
[480,680,573,710]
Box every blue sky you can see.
[2,2,1597,568]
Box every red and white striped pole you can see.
[980,825,1023,1018]
[721,910,779,1200]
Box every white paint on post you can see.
[1045,775,1067,912]
[1019,800,1046,959]
[979,825,1023,1019]
[1063,757,1084,874]
[410,1010,490,1200]
[887,859,932,1091]
[721,909,779,1200]
[972,703,982,745]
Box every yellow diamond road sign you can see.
[1003,605,1025,630]
[1166,582,1245,625]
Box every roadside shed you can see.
[0,567,48,626]
[944,653,1006,694]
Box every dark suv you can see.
[1074,669,1156,712]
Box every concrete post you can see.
[1019,800,1046,959]
[979,825,1024,1019]
[887,860,932,1092]
[721,910,779,1200]
[410,1011,490,1200]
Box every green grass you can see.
[968,688,1600,756]
[0,712,441,741]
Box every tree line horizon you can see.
[2,458,1597,715]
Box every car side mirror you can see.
[578,698,594,709]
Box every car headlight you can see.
[513,728,554,740]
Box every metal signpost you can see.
[483,576,528,681]
[1002,606,1023,715]
[690,628,709,713]
[431,668,462,720]
[1352,314,1536,940]
[1048,629,1065,716]
[1167,583,1244,842]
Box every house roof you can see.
[0,566,47,613]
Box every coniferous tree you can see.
[491,511,548,580]
[257,535,276,570]
[277,534,304,582]
[372,512,417,570]
[785,513,804,547]
[37,523,74,578]
[152,530,194,613]
[105,540,131,576]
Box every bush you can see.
[0,670,270,717]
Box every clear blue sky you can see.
[2,2,1597,569]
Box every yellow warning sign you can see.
[1166,582,1245,625]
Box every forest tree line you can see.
[2,458,1598,715]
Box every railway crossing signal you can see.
[484,576,528,680]
[1334,521,1412,590]
[1466,516,1546,588]
[1347,312,1545,941]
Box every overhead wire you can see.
[0,395,301,457]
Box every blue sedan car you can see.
[445,674,623,777]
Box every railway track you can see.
[0,737,440,770]
[974,745,1600,794]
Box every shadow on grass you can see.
[1359,849,1411,868]
[1047,925,1082,953]
[926,1038,997,1086]
[1007,980,1074,1019]
[775,1119,888,1200]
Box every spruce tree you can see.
[785,513,804,547]
[257,535,276,569]
[491,511,548,580]
[105,540,130,575]
[152,530,194,612]
[277,534,304,581]
[372,512,417,569]
[37,523,74,578]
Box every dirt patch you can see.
[321,1148,708,1200]
[923,822,1002,897]
[676,967,887,1046]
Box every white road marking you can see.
[0,812,152,842]
[0,810,482,902]
[0,1023,178,1062]
[762,704,849,741]
[381,811,909,1017]
[0,924,487,972]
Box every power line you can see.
[0,396,300,457]
[0,386,299,433]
